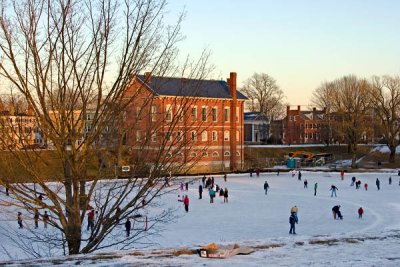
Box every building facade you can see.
[244,112,269,144]
[124,72,247,173]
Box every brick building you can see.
[283,106,326,145]
[123,72,247,174]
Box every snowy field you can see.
[1,170,400,266]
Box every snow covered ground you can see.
[1,170,400,266]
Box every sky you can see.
[169,0,400,106]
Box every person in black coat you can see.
[125,218,131,237]
[289,213,298,234]
[198,184,203,199]
[332,205,343,220]
[376,178,380,190]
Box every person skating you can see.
[250,169,253,177]
[202,176,206,187]
[303,179,308,188]
[198,184,203,199]
[185,182,189,191]
[17,212,23,229]
[264,181,269,195]
[34,209,39,229]
[209,187,215,203]
[43,211,49,228]
[332,205,343,220]
[183,195,189,212]
[314,182,318,196]
[330,185,338,197]
[224,173,227,182]
[298,171,302,181]
[289,212,298,234]
[364,183,368,191]
[351,176,356,186]
[358,207,364,219]
[376,178,380,190]
[290,206,299,222]
[87,209,95,232]
[389,177,392,185]
[256,168,260,177]
[219,187,224,197]
[340,169,344,180]
[125,218,131,237]
[223,188,228,203]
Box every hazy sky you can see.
[170,0,400,106]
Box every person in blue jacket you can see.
[209,187,215,203]
[289,212,298,234]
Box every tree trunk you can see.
[66,219,82,254]
[389,146,396,163]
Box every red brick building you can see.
[123,72,247,173]
[283,106,326,145]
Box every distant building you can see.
[244,112,269,144]
[124,72,247,173]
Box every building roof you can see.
[244,112,269,122]
[137,75,247,100]
[300,111,325,121]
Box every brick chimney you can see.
[145,72,151,83]
[27,105,34,116]
[229,72,238,171]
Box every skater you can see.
[332,205,343,220]
[289,212,298,234]
[209,187,215,203]
[364,183,368,191]
[38,193,44,201]
[43,211,49,228]
[314,182,318,196]
[224,173,227,182]
[202,176,206,187]
[125,218,131,237]
[356,180,361,189]
[198,184,203,199]
[264,181,269,195]
[87,209,95,232]
[290,206,299,222]
[277,169,280,176]
[223,188,229,203]
[216,184,220,193]
[330,185,338,197]
[340,169,344,180]
[17,212,23,228]
[303,179,308,188]
[219,187,224,197]
[351,176,356,186]
[185,182,189,191]
[115,207,121,224]
[291,170,295,178]
[389,177,392,185]
[180,182,184,191]
[250,169,253,177]
[183,195,189,212]
[211,177,215,188]
[164,176,170,187]
[34,209,39,229]
[298,170,302,181]
[256,168,260,177]
[376,178,380,190]
[358,207,364,219]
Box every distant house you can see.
[124,72,247,173]
[283,106,326,145]
[244,112,269,144]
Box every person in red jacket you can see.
[183,195,189,212]
[364,183,368,191]
[87,209,95,232]
[358,207,364,219]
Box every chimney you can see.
[287,105,290,113]
[27,105,34,116]
[297,105,301,111]
[145,72,151,83]
[9,103,14,116]
[229,72,237,99]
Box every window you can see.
[136,130,141,141]
[86,114,92,120]
[201,131,208,141]
[190,152,197,157]
[212,107,217,122]
[151,105,157,122]
[202,151,208,157]
[166,153,172,158]
[202,107,207,122]
[166,131,172,141]
[224,108,230,122]
[191,131,197,141]
[151,132,157,142]
[177,131,183,141]
[224,151,230,156]
[224,131,229,141]
[236,151,240,156]
[177,105,183,122]
[212,151,219,157]
[212,131,218,141]
[236,107,239,122]
[191,106,197,121]
[165,104,172,121]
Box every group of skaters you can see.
[17,210,50,229]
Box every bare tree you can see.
[241,73,285,120]
[0,0,211,257]
[370,75,400,163]
[331,75,371,168]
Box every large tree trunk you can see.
[389,146,396,163]
[66,217,82,254]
